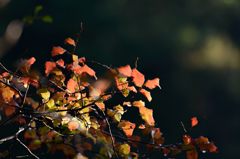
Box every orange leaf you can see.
[75,64,95,76]
[123,101,131,107]
[186,150,198,159]
[198,141,218,152]
[127,86,137,93]
[56,59,65,67]
[144,78,161,89]
[118,121,136,137]
[45,61,56,75]
[0,87,15,102]
[196,136,209,144]
[68,121,79,131]
[191,117,198,127]
[19,57,36,74]
[132,100,145,107]
[51,46,66,56]
[139,106,155,125]
[64,37,75,46]
[183,135,191,145]
[5,106,15,116]
[72,55,78,69]
[78,57,86,64]
[118,65,132,77]
[139,88,152,102]
[131,68,145,87]
[67,78,78,93]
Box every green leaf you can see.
[42,15,53,23]
[38,88,50,101]
[35,5,43,14]
[33,139,41,147]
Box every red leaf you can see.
[198,141,218,152]
[64,37,75,46]
[67,78,78,93]
[56,59,65,67]
[139,106,155,125]
[144,78,161,89]
[51,46,66,56]
[118,65,132,77]
[196,136,209,144]
[183,135,191,145]
[139,88,152,102]
[118,121,136,138]
[78,57,86,64]
[191,117,198,127]
[186,150,198,159]
[131,68,145,87]
[5,107,15,116]
[45,61,56,75]
[75,64,95,76]
[19,57,36,74]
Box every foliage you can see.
[0,29,217,158]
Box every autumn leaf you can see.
[198,141,218,152]
[186,149,198,159]
[45,61,56,75]
[118,121,136,137]
[139,88,152,102]
[37,88,50,101]
[139,106,155,125]
[127,86,137,93]
[0,87,15,102]
[78,57,86,64]
[183,135,191,145]
[64,37,75,46]
[72,54,78,69]
[191,117,198,127]
[131,68,145,87]
[75,64,95,76]
[56,59,65,67]
[118,65,132,77]
[5,107,15,116]
[132,100,145,107]
[144,78,161,89]
[66,78,78,93]
[196,136,209,144]
[51,46,66,56]
[119,143,130,155]
[19,57,36,74]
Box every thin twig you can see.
[72,22,83,54]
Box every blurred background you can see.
[1,0,240,158]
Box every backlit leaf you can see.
[119,143,130,155]
[19,57,36,74]
[38,88,50,101]
[139,106,155,125]
[198,142,218,152]
[51,46,66,56]
[132,100,145,107]
[191,117,198,127]
[56,59,65,67]
[78,57,86,64]
[139,88,152,102]
[65,37,75,46]
[131,68,145,87]
[75,64,95,76]
[144,78,161,89]
[67,78,78,93]
[183,135,191,145]
[118,65,132,77]
[118,121,136,137]
[0,87,15,102]
[196,136,209,144]
[45,61,56,75]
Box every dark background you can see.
[1,0,240,158]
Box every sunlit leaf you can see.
[51,46,66,56]
[56,59,65,67]
[183,135,191,145]
[118,120,136,137]
[119,143,130,155]
[144,78,161,89]
[196,136,209,144]
[45,61,56,75]
[132,100,145,107]
[19,57,36,74]
[131,68,145,87]
[75,64,95,76]
[139,106,155,125]
[38,88,50,101]
[191,117,198,127]
[78,57,86,64]
[118,65,132,77]
[0,87,15,102]
[65,37,76,46]
[67,78,78,93]
[139,88,152,102]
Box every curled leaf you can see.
[65,37,75,46]
[51,46,66,56]
[144,78,161,89]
